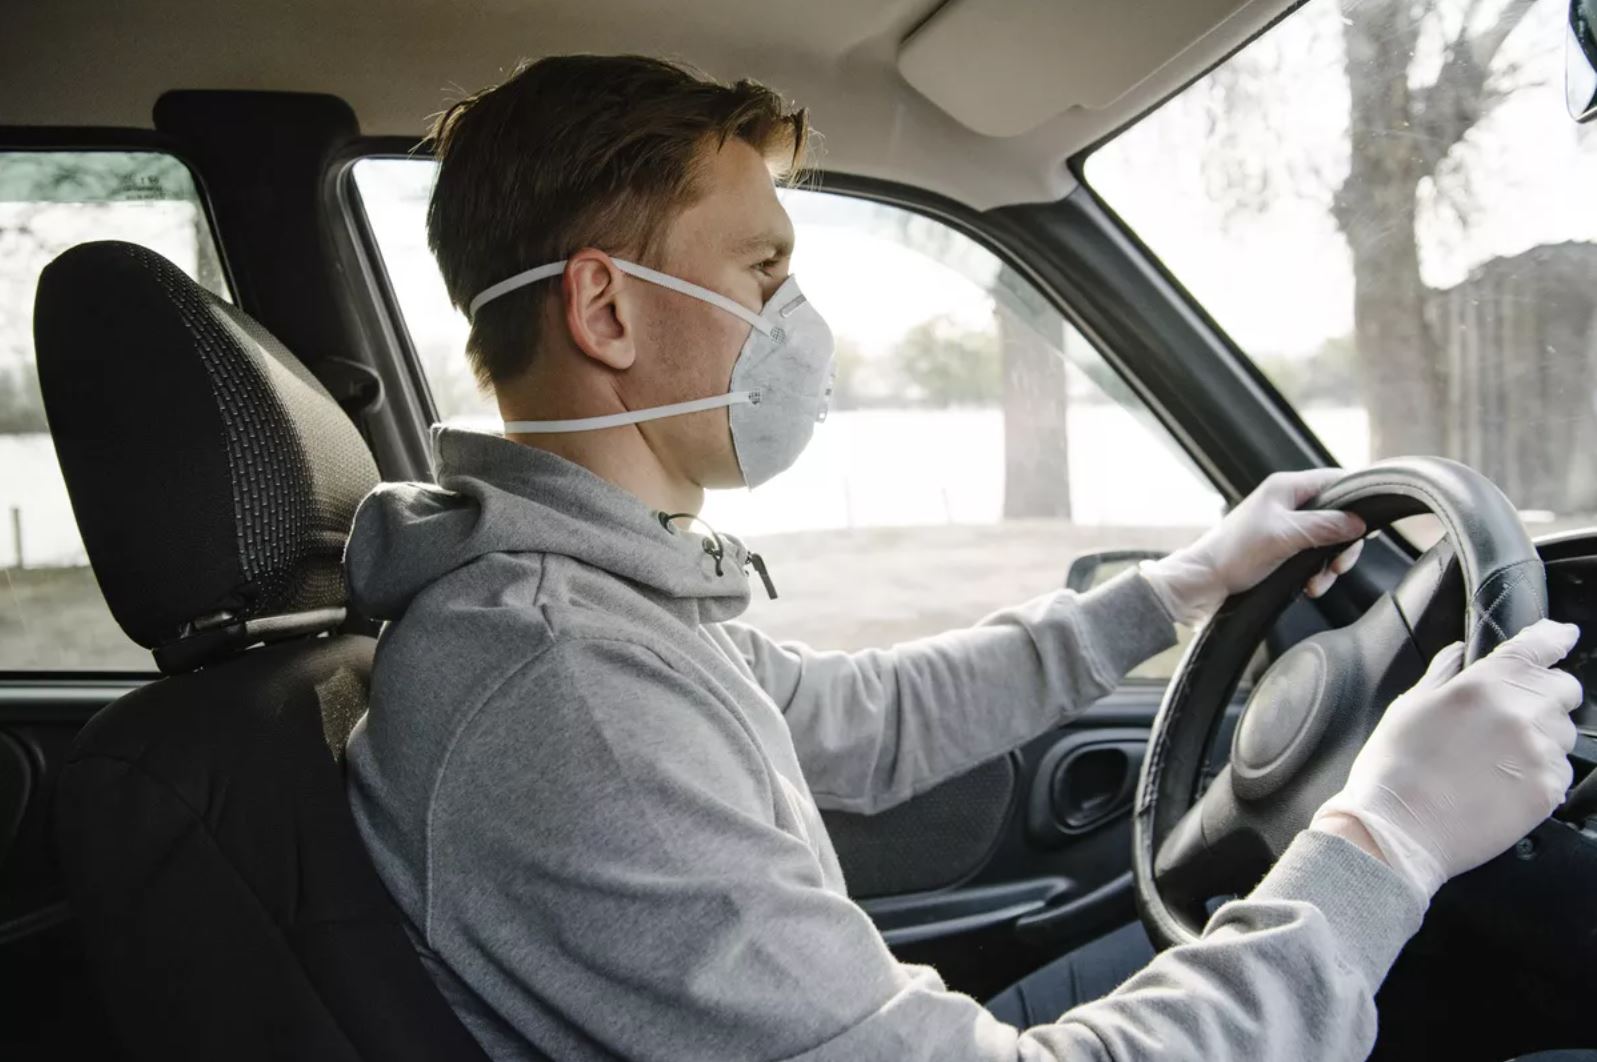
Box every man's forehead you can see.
[669,138,794,255]
[713,173,795,258]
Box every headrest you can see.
[33,241,379,673]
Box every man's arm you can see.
[720,569,1176,815]
[1015,829,1422,1060]
[725,469,1370,816]
[426,637,1422,1062]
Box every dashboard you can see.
[1539,532,1597,816]
[1539,531,1597,738]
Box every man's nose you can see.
[761,271,789,305]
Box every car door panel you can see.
[831,687,1245,1001]
[825,756,1017,899]
[0,684,129,1058]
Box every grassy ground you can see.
[11,513,1595,674]
[1,520,1198,673]
[737,520,1204,679]
[0,565,148,670]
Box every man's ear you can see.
[561,249,636,371]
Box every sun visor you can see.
[898,0,1253,137]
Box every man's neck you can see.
[503,428,704,517]
[496,363,705,516]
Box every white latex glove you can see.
[1140,468,1366,626]
[1312,619,1583,899]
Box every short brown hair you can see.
[425,54,810,388]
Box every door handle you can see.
[1028,728,1148,845]
[0,732,31,871]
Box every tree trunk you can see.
[878,205,1074,518]
[996,265,1072,519]
[1333,0,1447,460]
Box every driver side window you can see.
[704,192,1221,681]
[350,167,1222,680]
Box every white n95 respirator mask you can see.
[470,257,836,489]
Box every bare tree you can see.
[993,267,1073,519]
[1331,0,1539,457]
[876,204,1073,518]
[1191,0,1545,457]
[1166,0,1597,511]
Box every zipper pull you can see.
[749,553,778,600]
[701,538,725,577]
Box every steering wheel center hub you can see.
[1231,641,1334,800]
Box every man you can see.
[343,55,1582,1061]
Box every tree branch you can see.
[1469,0,1536,68]
[1410,0,1537,178]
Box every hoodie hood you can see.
[344,426,753,626]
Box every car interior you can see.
[3,0,1597,1059]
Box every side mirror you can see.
[1064,549,1165,593]
[1569,0,1597,123]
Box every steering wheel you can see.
[1132,457,1551,947]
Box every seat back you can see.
[34,241,489,1061]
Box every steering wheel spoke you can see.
[1153,766,1269,906]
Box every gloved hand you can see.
[1140,468,1366,626]
[1312,619,1583,899]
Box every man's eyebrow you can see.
[731,231,794,258]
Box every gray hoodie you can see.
[344,425,1426,1062]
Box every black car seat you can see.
[33,241,491,1062]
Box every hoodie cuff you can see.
[1073,569,1181,688]
[1241,827,1428,993]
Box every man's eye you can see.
[753,258,780,275]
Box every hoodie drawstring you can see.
[656,512,778,600]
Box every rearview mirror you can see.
[1569,0,1597,122]
[1064,549,1165,593]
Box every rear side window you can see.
[0,150,228,670]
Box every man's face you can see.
[629,138,795,490]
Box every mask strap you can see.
[469,262,565,320]
[469,257,775,337]
[610,259,774,336]
[503,389,759,435]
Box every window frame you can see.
[0,129,237,681]
[324,140,443,482]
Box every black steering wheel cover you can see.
[1133,456,1546,948]
[1307,458,1546,662]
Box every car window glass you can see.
[1,150,229,670]
[1089,0,1597,548]
[353,160,1223,681]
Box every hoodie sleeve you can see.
[425,637,1425,1062]
[721,569,1178,815]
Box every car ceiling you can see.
[2,0,1293,210]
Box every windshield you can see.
[1089,0,1597,539]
